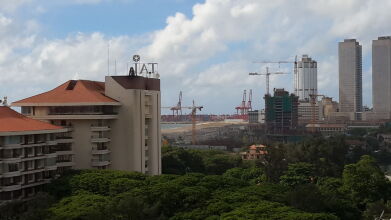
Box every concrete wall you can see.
[104,76,161,175]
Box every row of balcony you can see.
[0,179,51,193]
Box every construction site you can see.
[161,54,389,148]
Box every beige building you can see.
[298,101,321,125]
[12,75,161,175]
[338,39,363,120]
[321,97,338,120]
[0,106,67,202]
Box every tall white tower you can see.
[294,55,317,101]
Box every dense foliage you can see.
[1,135,391,220]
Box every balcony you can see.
[1,143,22,149]
[57,161,75,167]
[1,184,22,192]
[91,160,111,167]
[91,137,110,143]
[92,149,111,155]
[2,156,23,163]
[91,125,111,132]
[45,165,58,171]
[56,150,75,156]
[56,137,74,144]
[22,168,45,175]
[21,180,50,189]
[46,140,57,145]
[2,170,21,178]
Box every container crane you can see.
[170,91,183,116]
[246,89,252,111]
[235,90,247,115]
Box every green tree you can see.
[48,193,111,220]
[342,155,391,208]
[280,162,315,187]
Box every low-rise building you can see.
[240,144,268,160]
[0,106,67,202]
[306,123,347,135]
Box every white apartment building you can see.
[0,106,67,202]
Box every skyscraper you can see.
[338,39,363,120]
[372,36,391,119]
[294,55,317,101]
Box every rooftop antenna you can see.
[107,42,110,76]
[115,59,117,75]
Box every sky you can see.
[0,0,391,114]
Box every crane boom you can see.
[249,67,288,95]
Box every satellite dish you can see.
[133,55,140,62]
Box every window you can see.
[21,107,31,115]
[4,136,21,145]
[25,148,33,157]
[8,163,19,172]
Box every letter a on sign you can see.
[140,64,149,74]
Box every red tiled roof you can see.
[12,80,119,106]
[0,106,62,132]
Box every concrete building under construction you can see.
[265,89,298,134]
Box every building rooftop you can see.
[110,76,160,91]
[12,80,120,106]
[0,106,63,133]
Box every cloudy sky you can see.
[0,0,390,114]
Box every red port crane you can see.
[234,89,252,120]
[235,90,247,115]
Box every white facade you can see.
[294,55,317,101]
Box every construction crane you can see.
[249,67,287,95]
[309,94,325,133]
[170,91,183,116]
[250,57,298,95]
[183,100,203,145]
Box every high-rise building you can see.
[0,106,67,202]
[372,36,391,119]
[338,39,363,120]
[264,89,298,134]
[294,55,317,101]
[12,75,161,175]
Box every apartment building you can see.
[12,75,161,175]
[0,106,67,202]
